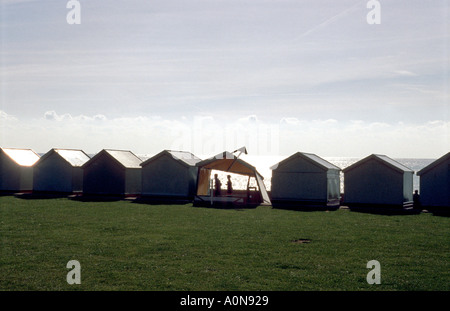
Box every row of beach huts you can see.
[0,147,449,213]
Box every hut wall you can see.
[420,159,450,207]
[72,167,84,193]
[83,153,125,195]
[34,153,73,193]
[271,171,328,201]
[403,171,414,202]
[344,160,404,205]
[141,154,191,198]
[271,157,331,202]
[0,155,20,191]
[0,155,33,191]
[19,167,34,191]
[327,170,341,200]
[125,168,142,195]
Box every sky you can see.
[1,0,449,165]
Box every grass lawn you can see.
[0,196,448,291]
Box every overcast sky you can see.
[0,0,449,162]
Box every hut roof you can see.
[343,154,413,173]
[39,148,90,167]
[417,152,450,176]
[140,150,201,168]
[270,152,341,171]
[83,149,142,169]
[0,147,40,166]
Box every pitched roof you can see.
[270,152,341,171]
[38,148,90,167]
[343,154,413,173]
[140,150,201,168]
[83,149,142,169]
[417,152,450,175]
[0,148,40,166]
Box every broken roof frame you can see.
[195,150,271,205]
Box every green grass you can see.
[0,196,448,291]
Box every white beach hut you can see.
[270,152,341,209]
[82,149,142,197]
[140,150,201,202]
[0,147,40,192]
[343,154,414,209]
[33,148,90,194]
[417,152,450,210]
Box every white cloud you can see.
[0,110,18,121]
[2,111,448,160]
[238,115,259,123]
[280,117,300,125]
[393,70,418,77]
[44,110,73,121]
[1,2,448,159]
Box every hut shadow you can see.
[13,192,70,200]
[133,197,193,206]
[425,207,450,217]
[192,201,259,210]
[431,211,450,217]
[271,200,340,212]
[272,205,340,212]
[346,205,422,216]
[68,194,124,202]
[0,191,24,197]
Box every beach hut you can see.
[343,154,414,209]
[140,150,201,202]
[270,152,341,209]
[417,152,450,210]
[82,149,142,197]
[0,147,40,192]
[193,150,271,208]
[33,148,90,194]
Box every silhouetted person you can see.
[227,175,233,195]
[413,190,421,210]
[214,174,222,196]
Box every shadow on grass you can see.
[425,207,450,217]
[13,192,70,200]
[132,197,193,206]
[271,204,340,213]
[67,194,124,202]
[347,205,423,216]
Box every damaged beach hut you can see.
[0,147,40,193]
[417,152,450,211]
[270,152,341,210]
[193,150,271,208]
[343,154,414,209]
[140,150,201,202]
[82,149,142,197]
[33,148,90,195]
